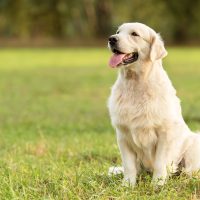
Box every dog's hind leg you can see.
[183,133,200,175]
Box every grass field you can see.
[0,47,200,199]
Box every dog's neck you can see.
[119,60,161,82]
[120,67,139,81]
[117,60,174,94]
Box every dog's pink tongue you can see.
[109,54,126,68]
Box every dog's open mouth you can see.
[109,49,139,68]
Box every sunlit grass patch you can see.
[0,47,199,199]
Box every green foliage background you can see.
[0,0,200,43]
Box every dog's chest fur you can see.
[108,72,172,169]
[109,75,166,129]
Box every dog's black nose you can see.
[109,36,117,45]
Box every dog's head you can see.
[108,22,167,68]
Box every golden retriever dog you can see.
[107,22,200,186]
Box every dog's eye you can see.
[131,32,139,36]
[116,31,120,34]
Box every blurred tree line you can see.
[0,0,200,44]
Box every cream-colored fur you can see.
[108,22,200,186]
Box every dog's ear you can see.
[150,34,167,61]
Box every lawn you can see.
[0,47,200,199]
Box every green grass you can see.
[0,47,200,199]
